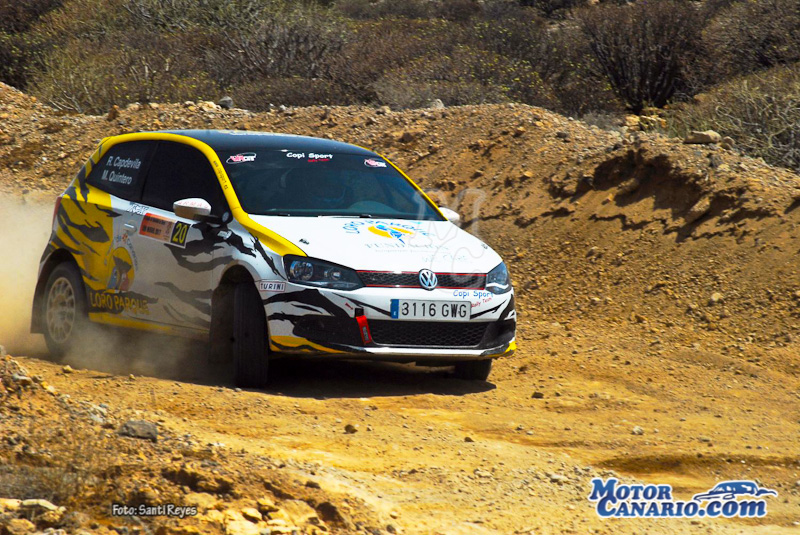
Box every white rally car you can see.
[31,131,516,386]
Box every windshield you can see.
[219,149,444,220]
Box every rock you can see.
[241,507,262,523]
[225,520,261,535]
[684,130,721,144]
[708,292,724,306]
[513,126,526,137]
[684,196,711,224]
[305,480,321,489]
[21,498,59,512]
[162,465,234,494]
[376,105,391,115]
[10,374,32,386]
[106,106,120,121]
[280,500,320,526]
[344,424,358,434]
[256,497,279,515]
[556,131,570,140]
[624,115,640,129]
[531,392,544,399]
[218,96,234,110]
[396,129,424,143]
[548,473,569,483]
[464,436,475,443]
[184,492,220,512]
[4,518,35,535]
[0,498,22,512]
[586,246,599,257]
[0,345,6,356]
[62,365,74,374]
[632,426,645,435]
[118,420,158,441]
[428,98,445,109]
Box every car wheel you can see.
[232,281,269,388]
[453,358,493,381]
[42,262,89,360]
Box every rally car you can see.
[31,130,516,386]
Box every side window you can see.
[141,141,227,216]
[87,141,153,200]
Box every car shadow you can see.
[45,332,495,398]
[266,358,496,399]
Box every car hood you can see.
[250,216,503,273]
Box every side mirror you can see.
[174,198,212,220]
[440,207,461,225]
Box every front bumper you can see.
[263,285,516,361]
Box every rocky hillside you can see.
[3,83,800,534]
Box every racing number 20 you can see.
[170,222,189,246]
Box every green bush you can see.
[668,63,800,172]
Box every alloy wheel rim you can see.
[46,277,76,344]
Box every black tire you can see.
[453,359,493,381]
[42,262,89,360]
[232,281,269,388]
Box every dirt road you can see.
[9,314,799,535]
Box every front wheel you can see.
[453,359,493,381]
[42,262,89,360]
[232,282,269,388]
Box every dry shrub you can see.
[32,32,219,113]
[375,46,547,109]
[702,0,800,78]
[204,4,346,87]
[577,0,704,113]
[668,64,800,172]
[0,0,64,33]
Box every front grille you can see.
[359,271,485,289]
[369,320,488,347]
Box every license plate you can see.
[390,300,470,321]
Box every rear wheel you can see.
[232,281,269,388]
[42,262,88,360]
[453,358,493,381]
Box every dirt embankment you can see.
[2,83,800,535]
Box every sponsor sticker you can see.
[364,158,387,168]
[139,213,189,248]
[258,280,286,293]
[128,203,148,216]
[89,290,150,315]
[226,152,256,164]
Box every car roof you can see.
[152,130,376,156]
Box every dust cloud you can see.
[0,194,217,384]
[0,195,53,356]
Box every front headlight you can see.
[486,262,511,294]
[283,255,364,291]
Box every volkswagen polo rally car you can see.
[31,131,516,386]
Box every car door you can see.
[77,140,156,324]
[126,140,229,333]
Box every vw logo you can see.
[419,269,438,291]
